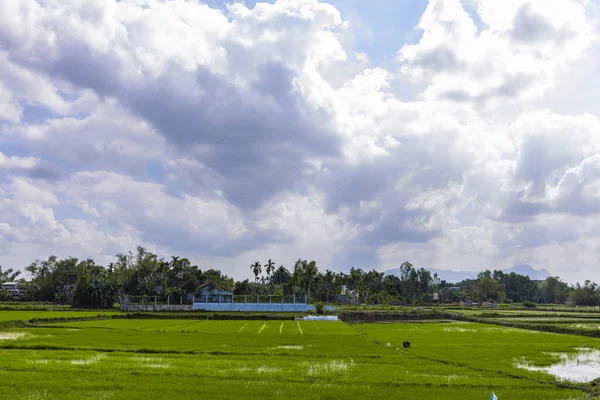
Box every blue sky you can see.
[0,0,599,282]
[202,0,429,64]
[323,0,428,61]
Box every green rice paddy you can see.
[0,310,118,322]
[0,310,596,399]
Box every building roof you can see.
[198,283,233,294]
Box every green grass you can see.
[0,308,597,399]
[0,302,74,311]
[559,322,600,330]
[0,317,591,399]
[452,309,600,318]
[1,347,579,400]
[0,310,118,322]
[358,321,597,380]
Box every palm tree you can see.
[265,259,275,294]
[303,261,318,303]
[275,265,286,285]
[323,269,336,303]
[265,259,275,279]
[250,262,262,285]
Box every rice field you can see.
[0,310,118,322]
[453,308,600,318]
[0,310,596,399]
[561,322,600,330]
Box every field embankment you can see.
[340,309,600,340]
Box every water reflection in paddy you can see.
[517,348,600,383]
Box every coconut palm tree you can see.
[250,262,262,285]
[265,259,275,279]
[265,259,275,294]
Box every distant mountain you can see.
[384,264,551,283]
[503,265,551,281]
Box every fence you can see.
[119,294,313,312]
[194,295,307,304]
[119,295,191,312]
[192,294,313,312]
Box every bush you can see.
[314,302,325,315]
[522,301,537,308]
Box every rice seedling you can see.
[0,311,594,399]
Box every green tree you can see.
[571,281,600,306]
[25,255,79,302]
[322,269,336,303]
[475,271,505,302]
[272,266,291,286]
[302,260,318,303]
[265,259,275,294]
[0,266,21,283]
[250,261,262,286]
[234,279,252,295]
[201,269,234,292]
[0,287,12,301]
[538,276,570,304]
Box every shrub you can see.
[522,301,537,308]
[314,302,325,315]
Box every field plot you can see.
[360,321,600,385]
[562,322,600,330]
[499,317,600,323]
[0,310,118,322]
[49,319,356,335]
[453,309,600,318]
[0,315,592,399]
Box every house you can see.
[197,283,234,303]
[338,287,359,305]
[1,282,20,296]
[459,300,479,307]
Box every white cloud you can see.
[4,100,167,174]
[0,152,38,171]
[0,83,22,122]
[511,110,600,195]
[0,0,599,282]
[0,151,62,180]
[398,0,595,106]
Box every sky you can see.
[0,0,599,282]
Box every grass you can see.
[2,348,573,400]
[0,310,118,322]
[0,307,598,398]
[0,302,80,311]
[358,321,596,377]
[452,309,600,318]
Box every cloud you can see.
[0,83,22,122]
[4,100,167,176]
[0,151,63,181]
[56,171,259,256]
[0,0,599,283]
[498,110,600,219]
[398,0,595,106]
[0,0,349,211]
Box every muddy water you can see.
[517,348,600,383]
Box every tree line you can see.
[0,246,597,308]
